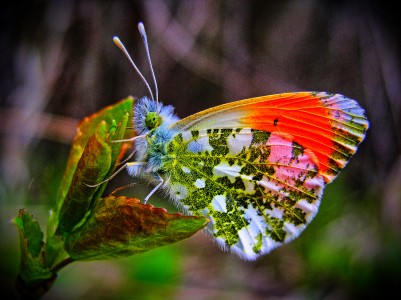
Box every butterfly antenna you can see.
[138,22,159,107]
[113,36,155,101]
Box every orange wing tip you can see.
[319,92,369,132]
[309,93,368,181]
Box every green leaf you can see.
[56,121,112,234]
[47,97,133,237]
[64,196,209,261]
[14,209,54,289]
[92,111,131,202]
[55,97,133,211]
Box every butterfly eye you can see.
[145,112,162,130]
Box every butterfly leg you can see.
[115,148,137,167]
[144,173,163,203]
[109,180,146,196]
[85,161,146,187]
[110,134,145,167]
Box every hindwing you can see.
[161,128,325,259]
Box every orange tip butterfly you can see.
[92,22,369,260]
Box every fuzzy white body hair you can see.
[133,96,179,135]
[131,96,180,168]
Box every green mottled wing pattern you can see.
[160,128,325,260]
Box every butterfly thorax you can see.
[131,97,180,175]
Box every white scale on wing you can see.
[213,162,242,183]
[227,128,253,156]
[211,195,227,213]
[194,178,206,189]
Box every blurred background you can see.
[0,0,400,299]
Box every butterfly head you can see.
[134,96,180,135]
[145,111,162,130]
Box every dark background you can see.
[0,1,400,299]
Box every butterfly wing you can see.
[171,92,369,183]
[161,92,368,260]
[162,128,324,260]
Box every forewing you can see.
[171,92,369,183]
[162,128,325,260]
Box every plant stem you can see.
[51,257,74,274]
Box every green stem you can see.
[51,256,74,274]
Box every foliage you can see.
[13,98,208,298]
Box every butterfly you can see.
[94,22,369,260]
